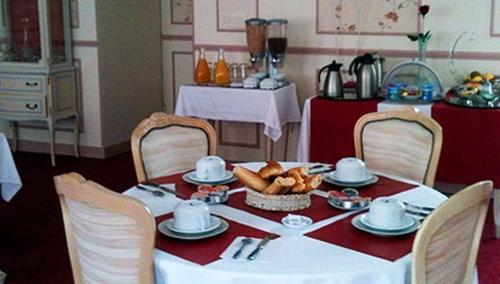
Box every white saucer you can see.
[183,171,237,185]
[165,216,221,234]
[158,218,229,240]
[358,213,415,231]
[329,171,373,184]
[281,214,313,229]
[324,173,378,187]
[352,214,421,237]
[187,170,234,183]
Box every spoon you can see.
[232,237,253,259]
[136,184,164,197]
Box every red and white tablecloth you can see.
[297,97,500,186]
[125,162,451,284]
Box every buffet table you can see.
[175,84,301,160]
[298,97,500,186]
[0,132,22,202]
[124,162,450,284]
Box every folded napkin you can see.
[124,184,180,217]
[220,236,283,263]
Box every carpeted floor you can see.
[0,151,498,283]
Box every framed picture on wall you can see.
[171,0,192,25]
[316,0,419,35]
[492,0,500,36]
[217,0,258,32]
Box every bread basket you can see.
[245,188,311,211]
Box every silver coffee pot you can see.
[348,53,378,99]
[318,60,344,99]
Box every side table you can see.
[175,84,301,160]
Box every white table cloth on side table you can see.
[0,132,22,201]
[175,84,301,160]
[122,162,475,284]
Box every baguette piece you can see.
[304,174,322,192]
[263,176,296,195]
[258,160,285,179]
[233,166,270,192]
[290,180,306,193]
[285,166,308,178]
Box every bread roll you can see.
[233,166,270,192]
[286,166,308,178]
[304,174,322,192]
[263,176,295,195]
[290,180,306,193]
[258,161,285,179]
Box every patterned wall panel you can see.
[216,0,258,32]
[316,0,419,35]
[171,51,194,107]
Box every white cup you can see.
[173,200,211,232]
[335,158,369,182]
[196,156,226,181]
[368,197,406,228]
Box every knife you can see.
[246,233,277,261]
[142,182,178,196]
[401,201,435,212]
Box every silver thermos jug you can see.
[318,60,344,99]
[348,53,378,99]
[372,52,384,90]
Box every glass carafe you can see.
[214,49,230,86]
[194,48,210,84]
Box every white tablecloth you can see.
[175,84,301,141]
[0,132,22,201]
[297,99,434,162]
[124,162,453,284]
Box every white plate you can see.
[281,214,313,229]
[187,170,234,183]
[158,218,229,240]
[358,213,415,231]
[329,171,374,184]
[323,174,379,187]
[352,214,421,237]
[183,171,237,185]
[165,216,221,234]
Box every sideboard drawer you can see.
[0,75,45,94]
[0,96,45,117]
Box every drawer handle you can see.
[25,103,38,110]
[25,82,39,87]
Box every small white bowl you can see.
[281,214,313,229]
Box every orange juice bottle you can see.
[214,49,230,86]
[194,48,210,84]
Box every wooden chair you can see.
[354,107,442,187]
[54,173,156,284]
[412,180,493,284]
[131,113,217,182]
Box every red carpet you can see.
[0,151,498,283]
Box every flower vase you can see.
[417,39,428,62]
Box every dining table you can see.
[124,162,475,284]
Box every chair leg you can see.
[494,190,500,239]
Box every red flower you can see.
[419,5,430,17]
